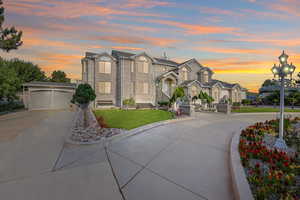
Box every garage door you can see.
[30,90,52,110]
[29,90,73,110]
[52,91,73,109]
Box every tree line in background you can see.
[0,58,71,101]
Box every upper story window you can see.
[182,67,188,81]
[99,61,111,74]
[136,56,149,73]
[137,61,149,73]
[203,71,209,83]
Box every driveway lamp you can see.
[271,51,296,149]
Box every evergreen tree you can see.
[50,70,70,83]
[0,0,23,52]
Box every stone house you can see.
[82,50,247,108]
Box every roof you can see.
[111,50,178,67]
[111,50,135,59]
[153,57,178,67]
[23,81,76,88]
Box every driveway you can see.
[106,113,299,200]
[0,110,122,200]
[0,111,298,200]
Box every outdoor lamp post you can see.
[271,51,296,149]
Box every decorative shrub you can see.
[232,102,241,107]
[123,98,136,107]
[96,116,109,128]
[71,83,96,106]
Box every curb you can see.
[229,130,254,200]
[105,116,195,143]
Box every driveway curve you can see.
[107,112,300,200]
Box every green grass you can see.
[94,109,174,130]
[232,106,300,113]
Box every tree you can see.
[262,79,276,87]
[0,0,22,52]
[169,87,185,105]
[287,91,300,109]
[71,83,96,107]
[0,65,20,101]
[50,70,70,83]
[0,58,46,90]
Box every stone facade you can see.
[82,50,247,108]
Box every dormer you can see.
[198,67,213,83]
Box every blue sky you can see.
[1,0,300,91]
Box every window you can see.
[182,68,188,81]
[143,82,149,94]
[137,61,149,73]
[131,62,134,72]
[203,71,209,83]
[98,61,111,74]
[98,82,111,94]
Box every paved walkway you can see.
[1,111,298,200]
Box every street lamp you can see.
[271,51,296,149]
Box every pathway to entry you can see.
[0,110,297,200]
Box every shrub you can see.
[71,83,96,106]
[232,102,241,107]
[123,98,135,106]
[0,101,24,112]
[242,99,251,105]
[158,101,169,107]
[96,116,109,128]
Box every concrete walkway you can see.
[0,111,122,200]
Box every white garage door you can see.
[30,90,52,110]
[52,91,73,109]
[29,90,73,110]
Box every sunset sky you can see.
[1,0,300,92]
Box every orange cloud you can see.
[198,47,278,56]
[266,0,300,17]
[135,18,238,35]
[6,0,167,19]
[94,35,180,47]
[122,0,174,8]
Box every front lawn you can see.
[233,106,300,113]
[94,109,174,130]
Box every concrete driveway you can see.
[106,113,299,200]
[0,111,298,200]
[0,110,122,200]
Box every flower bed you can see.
[239,118,300,200]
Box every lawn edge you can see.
[229,129,254,200]
[105,116,195,144]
